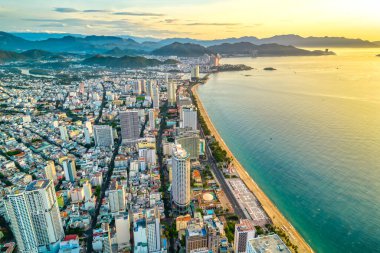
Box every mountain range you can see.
[2,31,378,67]
[159,35,378,48]
[208,42,334,56]
[1,32,378,55]
[152,42,214,57]
[0,31,339,59]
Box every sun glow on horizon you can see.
[0,0,379,40]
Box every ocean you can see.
[197,49,380,253]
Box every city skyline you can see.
[0,0,379,40]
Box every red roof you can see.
[64,235,79,241]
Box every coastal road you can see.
[188,85,246,219]
[200,127,247,219]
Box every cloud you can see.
[39,23,67,28]
[20,17,196,38]
[83,9,110,13]
[164,19,178,24]
[186,22,239,26]
[113,11,164,17]
[54,7,79,13]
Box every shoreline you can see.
[191,83,314,253]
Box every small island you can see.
[216,64,253,72]
[264,67,277,71]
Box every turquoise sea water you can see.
[197,49,380,253]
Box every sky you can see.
[0,0,379,40]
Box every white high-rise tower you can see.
[171,144,191,214]
[167,81,177,106]
[180,106,198,130]
[152,85,160,109]
[5,180,64,253]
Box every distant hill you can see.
[0,32,155,53]
[105,47,146,56]
[0,49,59,63]
[258,35,378,48]
[20,49,53,58]
[152,42,214,57]
[0,32,33,51]
[11,32,85,41]
[159,35,379,48]
[82,55,177,68]
[208,42,335,56]
[0,50,27,63]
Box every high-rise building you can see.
[82,181,92,202]
[93,125,114,147]
[59,125,69,142]
[152,85,160,109]
[79,82,85,94]
[180,106,198,130]
[191,65,200,81]
[167,81,177,106]
[146,206,161,252]
[44,160,57,182]
[209,54,220,67]
[175,130,200,160]
[234,219,256,253]
[177,95,193,107]
[62,156,77,183]
[145,80,155,97]
[139,148,157,165]
[85,121,93,134]
[149,109,157,131]
[115,212,131,250]
[102,223,113,253]
[185,219,208,253]
[133,219,148,253]
[120,110,140,144]
[4,180,64,253]
[172,144,191,214]
[204,217,221,253]
[108,181,126,213]
[132,80,142,95]
[84,127,91,144]
[141,80,147,94]
[4,191,39,253]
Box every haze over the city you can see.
[1,0,380,40]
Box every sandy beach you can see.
[192,84,314,253]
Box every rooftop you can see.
[25,179,50,191]
[248,234,291,253]
[173,144,189,159]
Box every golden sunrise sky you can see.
[0,0,379,40]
